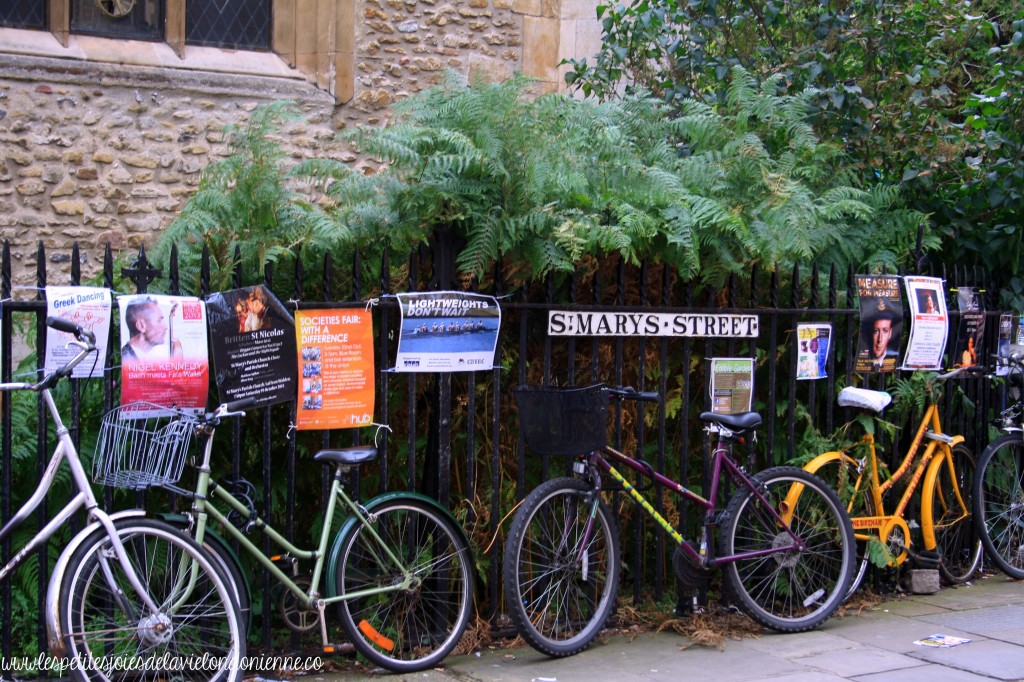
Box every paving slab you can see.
[742,630,860,659]
[792,646,927,678]
[850,662,999,682]
[905,637,1024,681]
[915,601,1024,645]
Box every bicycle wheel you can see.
[59,518,244,682]
[974,433,1024,579]
[803,454,873,599]
[502,477,619,657]
[334,498,473,672]
[723,466,855,632]
[925,444,982,583]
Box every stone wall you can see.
[0,57,345,290]
[0,0,602,291]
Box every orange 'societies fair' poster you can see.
[295,309,375,430]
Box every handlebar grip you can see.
[46,316,96,347]
[224,397,259,413]
[46,316,81,336]
[609,387,662,403]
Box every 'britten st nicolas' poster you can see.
[206,285,297,408]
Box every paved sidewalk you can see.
[309,573,1024,682]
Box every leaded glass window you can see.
[0,0,45,29]
[71,0,163,41]
[186,0,270,51]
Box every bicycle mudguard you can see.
[324,491,473,598]
[159,511,253,630]
[919,447,966,551]
[802,451,857,475]
[45,510,146,656]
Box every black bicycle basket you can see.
[513,384,608,456]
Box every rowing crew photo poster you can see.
[393,291,501,372]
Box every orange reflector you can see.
[358,620,395,651]
[323,645,335,654]
[270,555,283,562]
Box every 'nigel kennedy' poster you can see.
[393,291,501,372]
[902,276,947,371]
[295,308,375,430]
[206,285,297,408]
[118,294,209,416]
[45,286,112,378]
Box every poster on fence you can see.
[206,285,297,408]
[709,358,754,414]
[295,309,375,430]
[118,294,209,416]
[901,276,947,371]
[393,291,501,372]
[996,313,1016,376]
[953,287,985,368]
[45,286,112,378]
[796,324,831,380]
[855,275,903,374]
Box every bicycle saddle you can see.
[698,411,762,433]
[837,386,892,413]
[313,447,378,466]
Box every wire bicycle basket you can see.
[93,402,197,490]
[513,384,609,456]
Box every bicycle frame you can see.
[801,401,967,555]
[186,424,419,617]
[0,376,164,619]
[582,427,806,568]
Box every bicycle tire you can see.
[925,443,983,583]
[502,477,619,657]
[334,498,473,672]
[723,466,855,632]
[802,453,873,600]
[59,517,244,682]
[973,433,1024,579]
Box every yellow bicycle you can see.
[797,370,982,596]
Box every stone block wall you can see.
[0,0,603,290]
[0,58,345,290]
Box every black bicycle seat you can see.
[698,411,762,433]
[313,447,378,466]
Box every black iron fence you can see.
[0,239,1008,657]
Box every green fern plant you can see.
[153,101,342,292]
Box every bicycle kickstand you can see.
[317,601,355,655]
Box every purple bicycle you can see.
[503,384,855,657]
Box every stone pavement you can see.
[307,573,1024,682]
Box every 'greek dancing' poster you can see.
[45,286,112,378]
[393,292,500,372]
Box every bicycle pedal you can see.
[322,642,355,656]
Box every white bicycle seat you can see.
[837,386,892,413]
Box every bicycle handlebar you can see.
[210,396,259,420]
[0,318,98,393]
[608,386,661,403]
[935,365,988,381]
